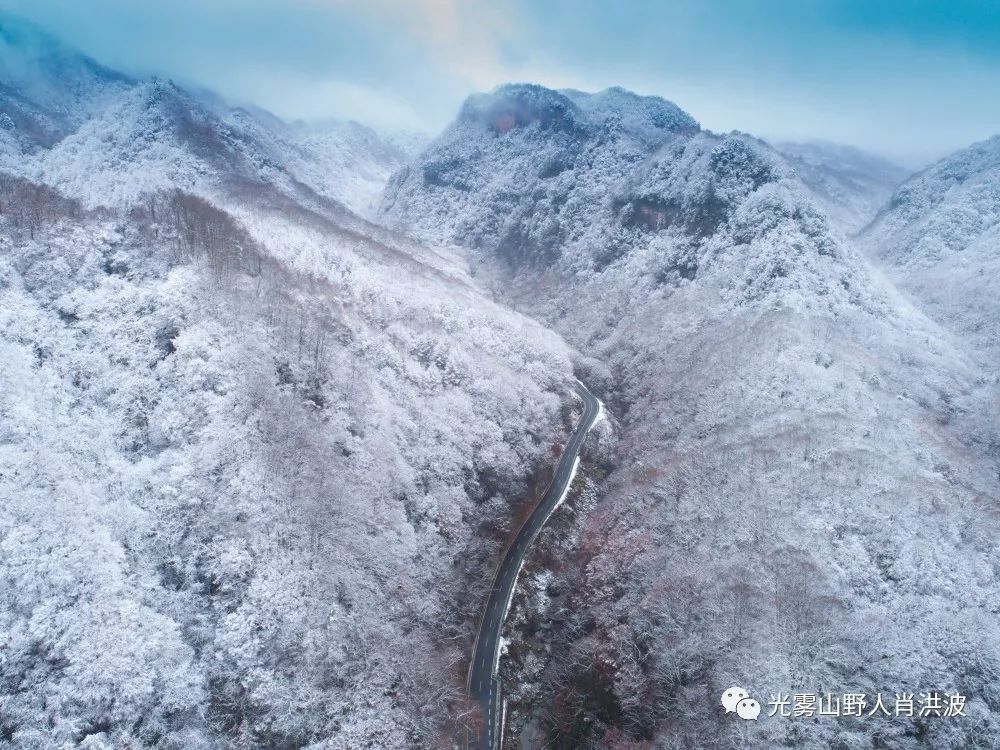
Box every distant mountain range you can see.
[862,134,1000,367]
[773,140,910,234]
[0,16,420,218]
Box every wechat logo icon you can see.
[722,686,760,721]
[722,686,749,713]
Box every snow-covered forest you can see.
[382,84,1000,749]
[3,11,1000,750]
[0,17,579,749]
[860,135,1000,368]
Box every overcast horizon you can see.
[4,0,1000,167]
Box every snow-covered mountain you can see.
[774,140,909,234]
[0,15,132,155]
[0,18,582,749]
[219,105,423,217]
[0,14,414,219]
[6,10,1000,750]
[382,83,1000,749]
[860,135,1000,366]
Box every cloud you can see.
[313,0,521,88]
[4,0,1000,158]
[217,64,429,130]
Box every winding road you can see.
[466,380,602,750]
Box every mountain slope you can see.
[381,84,1000,750]
[220,106,420,218]
[0,23,581,749]
[775,140,909,235]
[0,14,132,156]
[860,135,1000,365]
[0,14,411,220]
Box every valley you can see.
[2,12,1000,750]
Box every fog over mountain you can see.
[860,135,1000,369]
[773,140,910,235]
[3,12,1000,750]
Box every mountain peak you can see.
[562,85,699,135]
[383,82,820,279]
[456,83,699,141]
[458,83,587,136]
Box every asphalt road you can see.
[466,381,602,750]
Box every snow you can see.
[382,82,1000,749]
[4,14,1000,750]
[773,140,908,234]
[550,456,581,515]
[861,134,1000,367]
[0,20,578,748]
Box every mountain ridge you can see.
[0,13,411,219]
[860,133,1000,366]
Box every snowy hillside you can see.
[6,10,1000,750]
[0,19,580,749]
[221,107,422,217]
[861,135,1000,365]
[775,140,909,234]
[0,16,132,156]
[382,83,1000,749]
[0,15,412,219]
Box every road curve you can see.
[466,380,602,750]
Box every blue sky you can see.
[3,0,1000,163]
